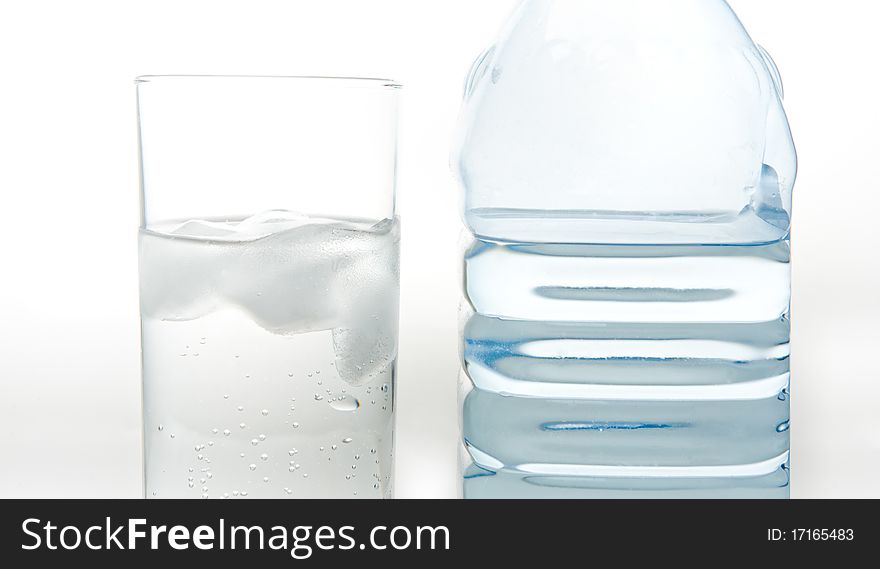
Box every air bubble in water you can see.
[342,437,353,444]
[249,464,257,471]
[261,409,269,416]
[223,429,231,436]
[329,396,360,412]
[260,453,269,461]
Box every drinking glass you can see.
[137,76,401,499]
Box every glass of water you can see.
[136,76,401,499]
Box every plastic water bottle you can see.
[454,0,795,498]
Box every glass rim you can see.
[135,74,402,90]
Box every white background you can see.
[0,0,877,498]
